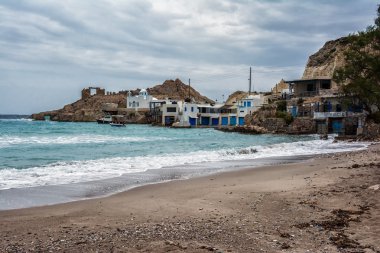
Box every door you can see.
[189,117,196,126]
[201,117,210,126]
[331,119,343,134]
[230,116,236,125]
[238,117,245,126]
[221,117,228,126]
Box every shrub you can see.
[276,111,294,125]
[276,100,287,112]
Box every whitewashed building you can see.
[127,89,157,110]
[233,94,267,125]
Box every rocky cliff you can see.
[32,79,213,122]
[302,37,350,79]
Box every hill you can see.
[31,79,213,122]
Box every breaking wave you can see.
[0,135,171,148]
[0,138,369,190]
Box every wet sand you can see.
[1,144,379,252]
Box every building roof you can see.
[285,78,331,84]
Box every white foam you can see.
[0,138,370,190]
[0,135,171,148]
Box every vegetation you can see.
[275,111,293,125]
[276,100,287,112]
[333,5,380,115]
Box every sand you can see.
[0,144,379,253]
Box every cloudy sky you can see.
[0,0,377,114]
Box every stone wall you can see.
[288,118,315,134]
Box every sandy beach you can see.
[1,144,379,253]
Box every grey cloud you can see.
[0,0,377,114]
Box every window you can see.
[137,102,139,107]
[321,80,331,89]
[191,107,194,112]
[247,101,251,107]
[185,107,187,112]
[307,83,315,92]
[129,102,132,107]
[167,107,176,112]
[244,101,247,107]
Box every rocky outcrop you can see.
[148,79,214,104]
[32,94,126,122]
[302,37,350,79]
[32,79,213,122]
[217,125,268,134]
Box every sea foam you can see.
[0,138,369,190]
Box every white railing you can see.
[313,111,347,119]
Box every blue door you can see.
[211,118,219,126]
[230,116,236,125]
[238,117,245,126]
[189,117,196,126]
[291,106,297,117]
[201,117,210,126]
[221,117,228,126]
[332,119,343,134]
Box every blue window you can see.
[191,107,194,112]
[247,101,251,107]
[244,101,247,107]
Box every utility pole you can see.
[188,78,191,100]
[248,66,252,95]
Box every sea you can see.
[0,116,369,210]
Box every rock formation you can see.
[302,37,350,79]
[147,79,214,104]
[32,79,213,122]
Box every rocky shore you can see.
[1,144,379,252]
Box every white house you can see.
[235,94,267,125]
[126,89,157,110]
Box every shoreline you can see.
[0,154,314,211]
[1,144,379,252]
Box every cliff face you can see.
[302,37,350,79]
[32,79,213,122]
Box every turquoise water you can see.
[0,118,368,190]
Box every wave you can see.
[0,138,369,190]
[0,135,171,148]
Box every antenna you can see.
[248,66,252,95]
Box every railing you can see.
[295,91,317,97]
[313,112,347,119]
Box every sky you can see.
[0,0,377,114]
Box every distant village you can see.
[33,36,374,138]
[92,74,365,136]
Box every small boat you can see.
[110,122,126,127]
[97,115,112,124]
